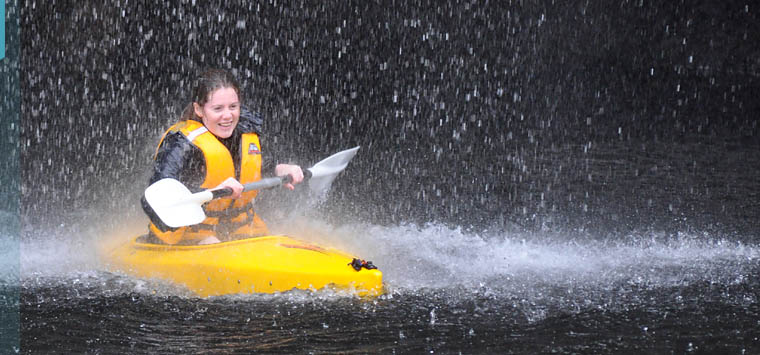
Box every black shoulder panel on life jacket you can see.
[238,106,263,134]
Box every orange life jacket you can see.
[149,120,268,244]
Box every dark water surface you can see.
[17,278,760,353]
[8,0,760,353]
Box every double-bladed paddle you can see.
[144,146,359,228]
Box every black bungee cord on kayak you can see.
[349,258,377,271]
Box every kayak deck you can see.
[103,235,383,297]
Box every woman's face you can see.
[193,87,240,138]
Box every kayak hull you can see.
[103,235,383,297]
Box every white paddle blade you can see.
[144,178,209,228]
[307,146,360,194]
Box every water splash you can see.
[10,213,759,308]
[282,220,760,293]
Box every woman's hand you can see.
[275,164,304,190]
[212,177,244,199]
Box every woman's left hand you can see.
[275,164,304,190]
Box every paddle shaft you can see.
[211,169,314,199]
[144,146,358,228]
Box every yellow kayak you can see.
[103,235,383,297]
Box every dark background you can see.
[10,2,760,353]
[19,0,760,238]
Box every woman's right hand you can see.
[212,177,244,199]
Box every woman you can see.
[142,69,303,245]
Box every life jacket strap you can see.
[205,203,253,218]
[184,126,208,142]
[191,204,256,235]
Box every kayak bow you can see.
[103,235,383,297]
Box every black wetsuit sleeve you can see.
[142,131,205,231]
[149,131,205,189]
[259,134,277,176]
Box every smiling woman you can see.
[141,69,304,245]
[193,87,240,139]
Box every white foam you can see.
[277,220,760,292]
[11,215,760,299]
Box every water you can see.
[8,0,760,353]
[14,221,760,353]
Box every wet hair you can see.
[181,69,241,121]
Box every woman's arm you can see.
[143,131,205,231]
[149,131,205,190]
